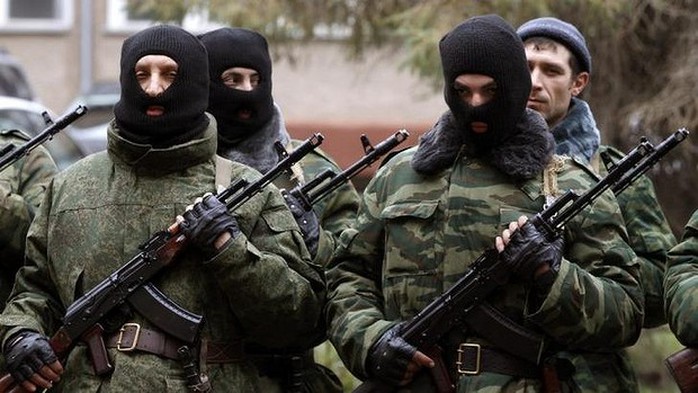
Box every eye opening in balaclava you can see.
[114,24,209,148]
[199,27,274,146]
[439,14,532,153]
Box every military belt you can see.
[455,343,539,379]
[104,323,245,363]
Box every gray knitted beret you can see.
[517,17,592,73]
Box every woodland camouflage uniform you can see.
[327,15,643,393]
[518,17,677,392]
[518,18,677,329]
[592,145,677,327]
[327,135,644,393]
[0,130,57,304]
[664,209,698,346]
[546,62,674,393]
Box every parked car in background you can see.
[0,96,85,170]
[66,82,119,155]
[0,49,36,102]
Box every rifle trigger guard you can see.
[116,323,141,352]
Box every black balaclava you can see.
[114,24,209,147]
[199,27,274,145]
[439,14,532,153]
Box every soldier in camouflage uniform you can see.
[326,14,644,392]
[518,15,676,330]
[0,25,325,393]
[518,18,677,391]
[665,209,698,346]
[199,27,360,392]
[0,131,57,305]
[199,27,360,265]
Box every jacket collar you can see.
[412,108,554,181]
[107,113,217,175]
[551,97,600,163]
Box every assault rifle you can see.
[125,130,411,352]
[127,128,409,343]
[287,130,410,210]
[0,133,325,393]
[0,105,88,173]
[353,128,690,393]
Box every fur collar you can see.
[218,104,291,174]
[551,97,600,163]
[412,108,554,180]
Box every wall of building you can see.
[0,1,445,121]
[0,0,446,176]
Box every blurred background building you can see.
[0,0,443,180]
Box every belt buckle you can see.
[456,343,481,375]
[117,323,141,352]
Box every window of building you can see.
[0,0,73,31]
[106,0,223,34]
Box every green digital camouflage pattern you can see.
[594,145,677,327]
[0,130,57,304]
[327,147,644,392]
[0,119,325,392]
[275,140,359,393]
[276,139,360,268]
[664,209,698,346]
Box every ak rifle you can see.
[288,129,410,210]
[353,128,690,393]
[0,133,325,393]
[126,130,410,348]
[0,105,87,173]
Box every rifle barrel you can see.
[0,104,88,173]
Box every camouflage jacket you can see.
[327,144,643,392]
[218,104,360,268]
[0,130,57,304]
[275,139,360,268]
[553,97,675,327]
[0,118,325,392]
[592,146,677,327]
[664,209,698,346]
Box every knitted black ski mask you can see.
[439,14,532,153]
[199,28,274,145]
[114,25,209,147]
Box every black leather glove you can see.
[366,323,416,386]
[500,221,563,285]
[282,190,320,258]
[4,330,58,383]
[180,194,241,255]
